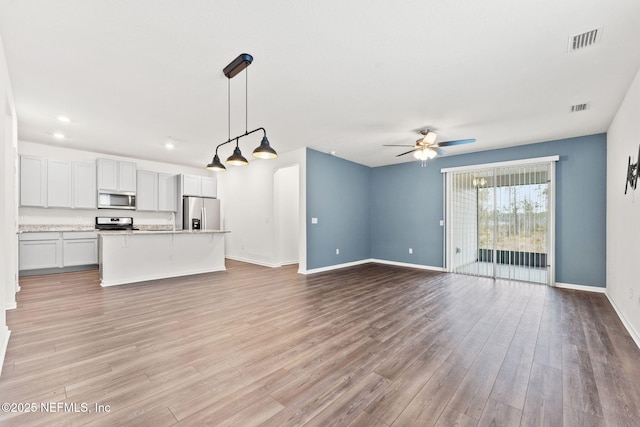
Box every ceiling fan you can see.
[384,130,476,160]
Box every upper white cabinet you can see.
[47,159,72,208]
[202,177,217,198]
[182,174,201,197]
[158,173,178,212]
[73,162,96,209]
[97,159,136,192]
[20,155,47,207]
[137,171,178,212]
[136,170,159,211]
[182,174,217,198]
[20,156,95,209]
[119,161,137,192]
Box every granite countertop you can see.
[18,224,96,233]
[18,224,187,233]
[97,229,230,235]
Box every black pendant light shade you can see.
[226,145,249,166]
[206,154,226,172]
[253,135,278,159]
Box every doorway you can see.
[274,165,300,266]
[444,158,556,285]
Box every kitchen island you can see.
[98,229,228,286]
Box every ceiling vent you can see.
[570,103,590,113]
[569,27,602,52]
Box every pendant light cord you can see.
[228,78,231,142]
[245,67,248,134]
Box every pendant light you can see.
[226,139,248,166]
[253,135,278,159]
[206,53,278,171]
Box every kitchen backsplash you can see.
[19,206,175,226]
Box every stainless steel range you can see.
[95,217,138,231]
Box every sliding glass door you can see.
[445,160,555,285]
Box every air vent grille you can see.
[570,103,590,113]
[569,28,602,52]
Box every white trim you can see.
[0,329,10,378]
[548,161,556,286]
[371,259,446,272]
[554,282,606,293]
[299,259,371,275]
[605,291,640,350]
[299,258,446,275]
[100,266,226,287]
[5,302,16,310]
[226,255,281,268]
[440,155,560,173]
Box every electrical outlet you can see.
[409,248,413,254]
[336,248,340,255]
[439,220,444,226]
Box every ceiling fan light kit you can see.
[383,129,476,164]
[206,53,278,172]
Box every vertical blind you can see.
[447,162,552,284]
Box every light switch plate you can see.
[311,217,318,224]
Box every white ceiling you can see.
[1,0,639,168]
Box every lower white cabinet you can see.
[19,233,62,270]
[19,231,98,271]
[62,232,98,266]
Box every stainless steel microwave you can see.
[97,191,136,210]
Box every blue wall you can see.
[370,133,607,287]
[306,148,372,269]
[306,134,607,287]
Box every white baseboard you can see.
[5,302,16,310]
[299,259,372,275]
[226,255,281,268]
[371,259,446,272]
[300,258,446,275]
[554,282,606,293]
[100,266,226,287]
[605,292,640,350]
[0,328,11,378]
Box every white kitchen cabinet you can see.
[158,173,178,212]
[201,177,217,198]
[182,174,217,198]
[119,161,137,192]
[97,158,137,192]
[20,155,47,207]
[97,158,118,191]
[137,170,159,211]
[182,174,202,196]
[19,231,98,271]
[62,232,98,266]
[19,232,63,270]
[73,162,97,209]
[47,159,72,208]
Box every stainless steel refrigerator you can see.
[182,197,221,230]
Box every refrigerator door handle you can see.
[203,207,206,230]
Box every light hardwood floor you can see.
[1,260,639,426]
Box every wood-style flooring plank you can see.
[1,261,639,426]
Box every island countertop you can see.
[98,229,230,235]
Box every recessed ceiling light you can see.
[57,116,71,123]
[53,132,65,139]
[330,151,336,156]
[165,142,175,150]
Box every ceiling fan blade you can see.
[383,144,416,147]
[396,149,417,157]
[437,138,476,147]
[433,147,447,156]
